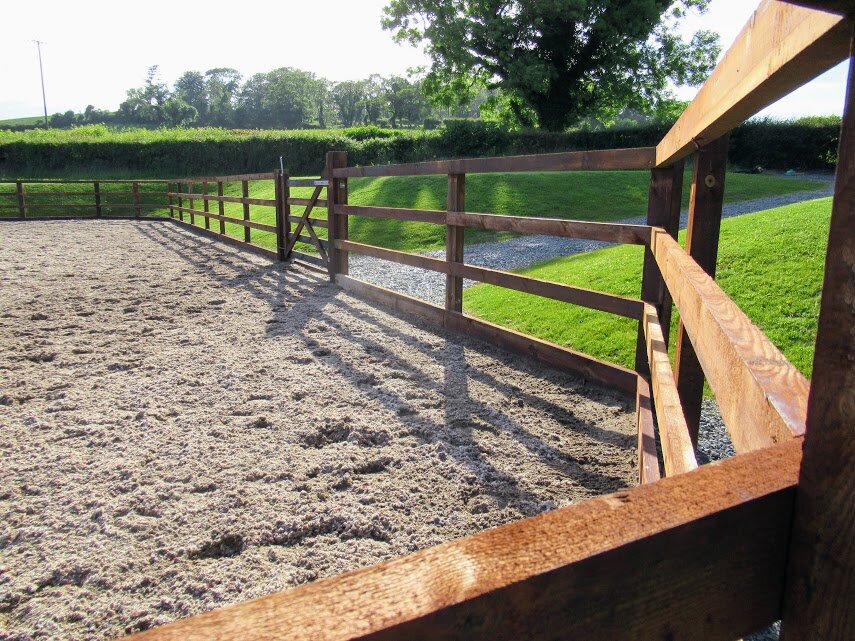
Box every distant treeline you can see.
[0,117,840,177]
[6,66,488,132]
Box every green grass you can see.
[0,116,44,127]
[464,197,832,382]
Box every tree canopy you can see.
[382,0,720,130]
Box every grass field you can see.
[2,170,824,258]
[464,198,831,382]
[0,116,43,127]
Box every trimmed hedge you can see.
[0,119,839,178]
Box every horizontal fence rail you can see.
[332,148,656,177]
[0,180,169,219]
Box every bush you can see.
[0,118,840,177]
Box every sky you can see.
[0,0,848,122]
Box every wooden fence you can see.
[0,179,169,218]
[166,171,330,268]
[123,2,854,640]
[5,1,852,639]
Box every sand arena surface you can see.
[0,221,636,640]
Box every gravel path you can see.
[0,221,637,640]
[349,183,835,306]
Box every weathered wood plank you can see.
[338,204,446,225]
[781,33,855,641]
[336,240,642,319]
[332,148,656,178]
[179,172,276,183]
[650,228,809,452]
[636,376,661,485]
[674,135,729,445]
[124,438,802,641]
[656,0,850,166]
[447,211,651,245]
[643,304,698,477]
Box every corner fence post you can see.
[445,173,466,312]
[635,160,685,375]
[674,134,729,445]
[326,151,349,281]
[781,27,855,641]
[94,181,102,218]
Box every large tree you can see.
[382,0,720,130]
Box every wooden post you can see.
[274,170,286,261]
[242,180,251,243]
[282,169,292,258]
[446,173,466,312]
[674,134,729,445]
[326,151,349,281]
[188,182,195,225]
[167,182,173,218]
[780,31,855,641]
[635,161,685,374]
[94,181,102,218]
[202,181,210,230]
[217,182,225,234]
[177,183,184,222]
[133,181,141,218]
[16,181,25,219]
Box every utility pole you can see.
[33,40,48,128]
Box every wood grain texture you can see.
[332,148,656,177]
[446,211,651,245]
[123,438,802,641]
[643,304,698,477]
[336,275,638,395]
[635,162,685,373]
[338,204,446,225]
[674,136,729,445]
[636,376,661,485]
[656,0,850,166]
[781,33,855,641]
[651,228,809,452]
